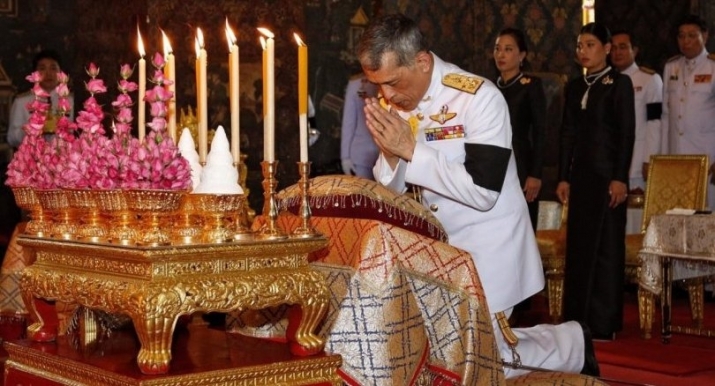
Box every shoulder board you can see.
[442,73,483,94]
[666,55,681,63]
[638,66,655,75]
[708,53,715,61]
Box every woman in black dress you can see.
[494,28,546,230]
[556,23,635,340]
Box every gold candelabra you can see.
[293,162,318,237]
[258,161,287,239]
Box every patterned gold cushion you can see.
[277,175,448,242]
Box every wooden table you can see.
[638,213,715,342]
[17,235,330,375]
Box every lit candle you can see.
[137,27,146,142]
[294,33,308,163]
[258,28,275,162]
[196,28,208,164]
[226,20,240,167]
[162,30,177,143]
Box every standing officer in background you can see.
[7,49,72,148]
[340,74,380,179]
[358,13,597,378]
[610,30,663,191]
[661,15,715,208]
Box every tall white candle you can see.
[294,33,308,163]
[137,27,146,142]
[197,28,208,164]
[162,30,177,143]
[226,20,240,167]
[258,28,275,162]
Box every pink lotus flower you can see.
[86,63,100,78]
[151,52,165,69]
[85,78,107,95]
[119,64,134,80]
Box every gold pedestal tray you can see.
[17,235,330,375]
[4,324,342,386]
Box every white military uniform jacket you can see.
[373,54,544,313]
[621,62,663,190]
[661,49,715,208]
[7,89,73,147]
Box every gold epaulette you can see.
[666,55,681,63]
[639,66,656,75]
[708,53,715,61]
[442,73,483,94]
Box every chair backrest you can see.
[640,154,709,233]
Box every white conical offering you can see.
[178,127,203,191]
[193,126,244,194]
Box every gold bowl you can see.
[35,189,76,240]
[67,189,107,243]
[94,189,137,245]
[124,190,185,246]
[188,193,246,243]
[11,187,51,237]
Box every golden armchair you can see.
[535,202,568,323]
[625,154,709,337]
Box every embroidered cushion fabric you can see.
[277,175,448,242]
[228,214,503,386]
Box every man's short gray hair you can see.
[356,13,428,72]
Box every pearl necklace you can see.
[581,66,611,109]
[496,73,524,89]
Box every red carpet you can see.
[518,289,715,386]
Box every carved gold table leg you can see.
[546,272,563,323]
[21,289,58,342]
[285,270,329,356]
[133,315,176,375]
[687,278,704,329]
[638,286,654,339]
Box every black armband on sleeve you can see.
[464,143,511,193]
[646,102,662,121]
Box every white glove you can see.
[341,159,355,175]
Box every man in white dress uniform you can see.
[661,15,715,209]
[356,13,597,379]
[610,30,663,191]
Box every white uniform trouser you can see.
[493,308,585,379]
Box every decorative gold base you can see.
[4,324,342,386]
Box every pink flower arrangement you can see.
[6,71,52,187]
[5,55,191,191]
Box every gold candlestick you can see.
[293,162,318,238]
[259,160,287,239]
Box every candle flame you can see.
[257,27,274,39]
[137,26,145,58]
[161,29,173,57]
[294,33,306,47]
[260,36,267,50]
[226,19,237,51]
[197,27,205,49]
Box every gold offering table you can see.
[16,234,330,375]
